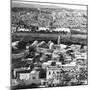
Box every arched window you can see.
[48,71,51,75]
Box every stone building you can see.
[46,62,62,86]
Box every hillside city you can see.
[11,4,87,89]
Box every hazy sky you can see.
[12,0,87,10]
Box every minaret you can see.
[58,36,60,45]
[58,35,61,50]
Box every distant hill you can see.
[11,3,87,32]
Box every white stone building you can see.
[46,63,62,86]
[17,70,41,85]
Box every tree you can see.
[62,73,72,85]
[30,63,34,70]
[39,69,46,78]
[17,41,26,50]
[59,54,65,64]
[29,46,36,58]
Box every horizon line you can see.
[11,0,87,10]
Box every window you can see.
[32,76,36,79]
[57,71,59,74]
[49,71,51,75]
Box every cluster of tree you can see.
[61,67,88,86]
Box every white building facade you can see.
[46,65,62,86]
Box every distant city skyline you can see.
[12,0,87,10]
